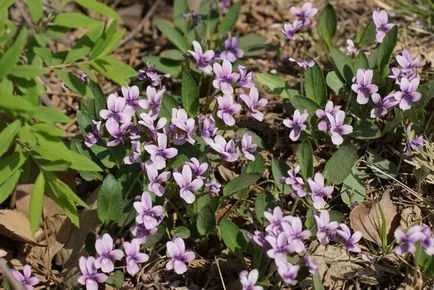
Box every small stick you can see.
[215,257,227,290]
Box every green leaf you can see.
[34,106,69,123]
[90,22,125,59]
[29,172,45,233]
[0,28,28,79]
[0,0,14,12]
[97,174,123,223]
[297,139,313,179]
[9,64,43,79]
[142,55,182,76]
[181,72,199,116]
[326,71,345,95]
[197,205,216,235]
[218,1,241,35]
[238,34,266,56]
[340,169,365,206]
[366,150,397,180]
[171,226,191,239]
[304,63,327,106]
[56,70,90,96]
[255,191,275,226]
[219,219,247,254]
[247,155,265,174]
[414,80,434,110]
[312,272,325,290]
[0,151,25,187]
[292,95,321,116]
[154,19,189,52]
[69,151,102,172]
[317,3,337,47]
[256,72,297,99]
[173,0,189,32]
[0,120,21,157]
[353,53,369,73]
[52,12,102,28]
[352,119,381,140]
[160,49,184,61]
[324,144,358,184]
[27,0,43,23]
[159,95,180,121]
[92,56,137,86]
[105,271,124,288]
[0,92,36,119]
[376,26,398,75]
[223,173,261,197]
[356,21,376,47]
[75,0,120,20]
[329,46,353,84]
[271,159,291,194]
[0,169,20,203]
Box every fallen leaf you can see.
[0,210,42,245]
[349,191,400,245]
[15,184,63,218]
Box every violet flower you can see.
[144,133,178,170]
[304,256,318,274]
[123,239,149,276]
[166,237,195,274]
[239,87,268,121]
[370,93,398,118]
[124,140,142,165]
[240,133,257,161]
[314,210,339,245]
[265,231,291,262]
[130,224,158,244]
[282,217,311,254]
[283,109,308,141]
[237,65,255,88]
[171,108,196,144]
[239,269,263,290]
[186,157,208,179]
[421,225,434,255]
[138,112,167,140]
[394,77,421,110]
[251,230,267,248]
[396,50,421,71]
[316,101,342,132]
[106,122,131,147]
[207,135,239,162]
[346,39,359,55]
[84,120,101,148]
[94,234,124,273]
[281,165,306,197]
[404,123,424,153]
[199,114,217,141]
[139,86,166,117]
[307,173,334,209]
[12,265,39,290]
[264,207,290,236]
[205,178,221,194]
[290,2,318,26]
[220,37,244,62]
[337,224,362,253]
[394,225,425,255]
[217,94,241,126]
[138,63,167,87]
[100,93,131,125]
[145,162,171,196]
[121,86,141,115]
[288,57,315,70]
[173,165,204,204]
[326,111,353,146]
[188,41,215,73]
[281,20,303,40]
[78,257,108,290]
[212,60,240,94]
[351,69,378,105]
[373,9,394,43]
[133,191,164,230]
[277,261,299,285]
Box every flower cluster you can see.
[394,224,434,256]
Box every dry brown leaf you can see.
[217,165,237,182]
[15,184,62,218]
[0,210,42,245]
[349,191,400,245]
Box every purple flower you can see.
[288,57,315,70]
[12,265,39,290]
[100,93,131,125]
[94,234,124,273]
[124,140,142,164]
[207,135,239,162]
[121,86,141,115]
[326,110,353,146]
[370,93,398,118]
[337,224,362,253]
[346,39,359,55]
[396,50,421,71]
[304,256,318,274]
[171,108,196,144]
[138,63,167,87]
[265,231,291,262]
[239,87,268,121]
[282,217,311,253]
[123,239,149,276]
[186,157,208,178]
[283,109,308,141]
[251,230,267,248]
[307,173,334,209]
[421,225,434,255]
[351,69,378,104]
[280,165,306,197]
[316,101,342,132]
[199,114,217,141]
[139,112,167,140]
[145,162,171,196]
[394,225,425,255]
[217,94,241,126]
[219,0,230,12]
[212,60,240,94]
[205,179,221,194]
[239,269,263,290]
[133,191,164,229]
[237,65,255,88]
[394,77,421,110]
[188,41,215,73]
[314,210,338,245]
[166,237,195,274]
[130,224,158,243]
[220,37,244,62]
[281,20,303,40]
[404,123,424,153]
[84,120,101,148]
[139,86,166,117]
[78,257,108,290]
[373,9,394,43]
[240,133,257,161]
[290,2,318,26]
[173,165,204,204]
[106,122,131,147]
[277,261,299,285]
[144,133,178,170]
[264,207,290,236]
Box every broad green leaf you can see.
[69,139,102,181]
[0,92,36,119]
[256,72,297,99]
[69,151,102,172]
[324,144,357,184]
[75,0,120,20]
[353,53,369,73]
[64,23,105,63]
[329,46,353,84]
[142,56,182,76]
[197,205,216,235]
[0,0,14,12]
[0,28,28,79]
[160,49,184,61]
[181,72,199,116]
[0,169,20,203]
[173,0,189,32]
[97,174,123,223]
[34,106,69,123]
[92,56,137,86]
[105,271,124,288]
[414,80,434,110]
[366,150,397,180]
[247,155,265,174]
[255,191,275,226]
[304,63,327,106]
[154,19,189,52]
[312,272,325,290]
[90,22,125,59]
[0,151,25,186]
[326,71,345,95]
[296,139,313,179]
[27,0,43,23]
[29,172,45,233]
[9,64,43,79]
[271,159,291,194]
[0,120,21,157]
[317,3,337,47]
[171,226,191,239]
[340,169,365,206]
[218,1,241,35]
[159,95,180,121]
[376,26,398,75]
[223,173,261,197]
[356,21,376,47]
[238,34,266,56]
[352,119,381,140]
[219,219,247,254]
[52,12,102,28]
[292,95,320,116]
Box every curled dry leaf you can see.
[0,210,43,246]
[349,191,400,245]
